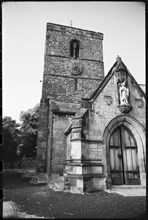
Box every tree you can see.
[20,104,39,157]
[2,117,21,162]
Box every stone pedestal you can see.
[117,104,132,113]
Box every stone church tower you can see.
[36,23,145,193]
[36,23,104,175]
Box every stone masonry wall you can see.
[44,57,104,78]
[82,142,103,161]
[127,76,145,127]
[80,70,145,182]
[46,23,103,60]
[42,23,104,103]
[36,99,49,172]
[91,73,146,138]
[43,74,102,103]
[51,114,72,175]
[37,23,105,175]
[89,76,117,141]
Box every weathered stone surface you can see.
[36,23,145,194]
[42,23,104,103]
[30,173,49,185]
[36,23,105,178]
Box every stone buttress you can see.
[64,108,105,193]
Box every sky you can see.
[2,1,145,123]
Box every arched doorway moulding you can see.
[103,114,146,186]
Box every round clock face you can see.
[67,60,84,76]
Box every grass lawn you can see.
[3,169,147,218]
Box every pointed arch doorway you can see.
[104,115,146,187]
[109,125,140,185]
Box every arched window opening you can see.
[70,40,79,58]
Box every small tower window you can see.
[70,40,79,58]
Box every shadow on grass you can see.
[3,170,38,189]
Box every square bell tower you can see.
[36,23,105,175]
[42,22,104,103]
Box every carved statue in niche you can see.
[118,80,129,105]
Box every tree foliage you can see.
[2,104,40,163]
[2,117,21,162]
[20,104,40,157]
